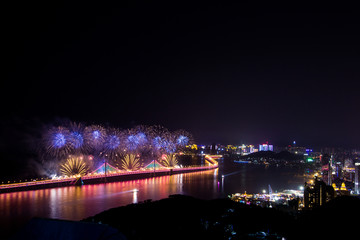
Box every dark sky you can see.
[2,3,360,148]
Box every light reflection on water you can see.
[0,169,219,238]
[0,163,308,238]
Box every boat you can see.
[234,160,251,164]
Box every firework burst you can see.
[161,153,179,168]
[44,126,72,158]
[42,122,193,172]
[68,122,87,153]
[60,156,89,177]
[84,125,107,151]
[121,154,142,171]
[148,126,177,154]
[102,128,124,161]
[174,129,193,148]
[125,126,150,153]
[152,136,164,150]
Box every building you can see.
[355,163,360,194]
[238,144,257,155]
[259,143,273,152]
[304,177,335,209]
[332,182,350,196]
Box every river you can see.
[0,158,309,238]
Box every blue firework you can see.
[93,130,101,140]
[176,135,189,146]
[66,122,88,153]
[45,126,72,157]
[135,132,147,144]
[149,126,178,154]
[126,132,147,151]
[102,130,123,161]
[164,140,176,154]
[127,135,138,150]
[53,133,66,148]
[174,130,192,150]
[84,125,106,150]
[70,132,84,149]
[42,123,194,165]
[153,136,163,149]
[106,135,120,150]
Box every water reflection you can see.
[0,169,219,238]
[133,189,138,204]
[0,164,308,238]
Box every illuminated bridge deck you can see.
[0,164,218,193]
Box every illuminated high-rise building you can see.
[304,177,335,209]
[259,143,273,151]
[355,163,360,194]
[328,161,332,186]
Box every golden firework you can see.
[162,153,178,168]
[121,154,142,171]
[60,156,88,177]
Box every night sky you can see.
[2,3,360,149]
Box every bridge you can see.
[205,155,222,165]
[0,156,219,193]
